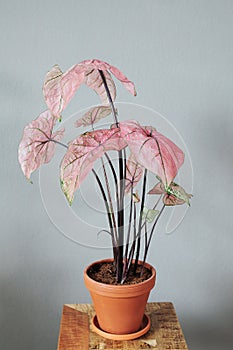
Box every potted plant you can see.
[18,59,191,339]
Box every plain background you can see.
[1,1,233,349]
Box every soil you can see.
[87,261,152,285]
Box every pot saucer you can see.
[91,314,150,340]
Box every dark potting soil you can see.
[87,261,152,285]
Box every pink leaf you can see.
[84,66,116,105]
[81,59,136,96]
[125,153,143,193]
[75,105,112,128]
[18,110,65,180]
[60,128,127,204]
[42,65,64,119]
[43,59,136,119]
[120,120,184,186]
[43,64,85,119]
[108,65,136,96]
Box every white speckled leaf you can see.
[18,110,64,180]
[75,105,112,128]
[120,120,184,187]
[60,128,127,204]
[43,59,136,119]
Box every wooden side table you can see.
[57,302,188,349]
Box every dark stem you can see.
[140,194,162,233]
[122,185,134,281]
[98,70,118,126]
[92,169,117,260]
[117,149,125,282]
[134,169,147,273]
[99,69,125,283]
[104,153,119,215]
[140,222,148,277]
[121,201,137,284]
[101,158,118,246]
[142,204,166,267]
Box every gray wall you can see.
[1,1,233,349]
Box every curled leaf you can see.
[18,110,65,180]
[142,207,159,223]
[75,105,112,128]
[43,59,136,119]
[60,128,127,204]
[107,63,137,96]
[132,191,140,203]
[120,120,184,187]
[165,182,193,206]
[148,182,164,195]
[148,181,192,206]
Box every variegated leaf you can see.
[120,120,184,187]
[18,110,65,180]
[43,59,136,119]
[75,105,112,128]
[60,128,127,204]
[165,182,192,206]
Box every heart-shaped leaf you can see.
[75,105,112,128]
[60,128,127,204]
[120,120,184,186]
[18,110,65,180]
[43,59,136,119]
[125,153,143,193]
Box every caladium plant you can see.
[18,59,191,284]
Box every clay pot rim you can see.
[84,258,156,296]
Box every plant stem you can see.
[92,168,117,260]
[117,150,125,282]
[99,69,125,283]
[140,222,148,277]
[101,158,118,247]
[134,169,147,273]
[104,153,119,216]
[142,204,166,267]
[140,194,162,233]
[49,139,68,149]
[121,200,137,284]
[122,185,133,281]
[98,70,118,126]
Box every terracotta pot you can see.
[84,259,156,335]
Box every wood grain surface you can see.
[57,302,188,350]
